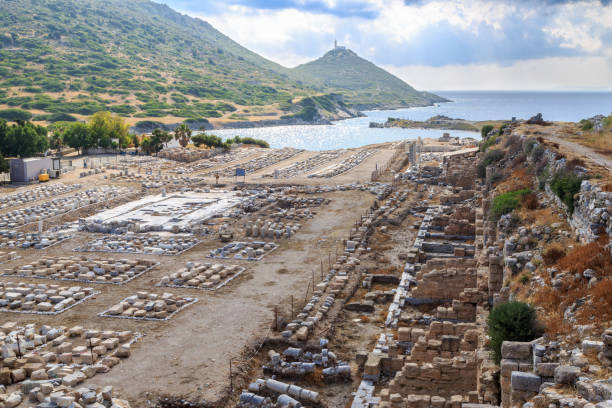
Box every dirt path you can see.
[544,135,612,169]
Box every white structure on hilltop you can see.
[334,40,346,50]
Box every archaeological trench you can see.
[0,122,611,408]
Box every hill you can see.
[0,0,307,124]
[0,0,445,126]
[292,47,448,109]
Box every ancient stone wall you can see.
[412,259,477,300]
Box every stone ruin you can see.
[208,241,278,261]
[100,292,197,321]
[0,321,137,394]
[309,148,377,178]
[157,261,245,290]
[74,234,199,256]
[0,183,81,211]
[2,256,158,285]
[0,282,98,315]
[442,150,478,189]
[244,219,301,240]
[410,259,477,301]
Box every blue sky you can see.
[158,0,612,90]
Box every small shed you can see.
[10,157,52,183]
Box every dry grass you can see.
[530,236,612,337]
[497,167,532,193]
[568,131,612,156]
[556,236,612,275]
[359,315,370,323]
[542,244,566,266]
[521,192,539,210]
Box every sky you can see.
[157,0,612,91]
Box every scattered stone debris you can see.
[99,292,197,320]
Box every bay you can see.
[212,91,612,151]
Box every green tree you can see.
[174,123,191,148]
[0,120,49,157]
[152,128,172,148]
[487,301,543,364]
[88,111,129,149]
[62,122,92,155]
[50,131,63,150]
[192,133,223,148]
[0,155,9,174]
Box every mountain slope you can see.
[0,0,445,125]
[292,47,448,109]
[0,0,305,122]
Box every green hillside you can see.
[292,47,448,109]
[0,0,306,123]
[0,0,445,125]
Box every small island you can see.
[370,115,482,132]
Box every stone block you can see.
[501,341,532,361]
[511,372,541,392]
[554,365,580,385]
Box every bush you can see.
[191,133,224,148]
[521,192,539,210]
[477,149,505,178]
[550,170,582,214]
[580,119,593,131]
[542,245,566,266]
[480,134,498,152]
[228,136,270,148]
[491,189,531,220]
[0,108,33,121]
[481,124,494,139]
[487,301,543,364]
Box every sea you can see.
[212,91,612,151]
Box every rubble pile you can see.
[74,234,199,256]
[2,256,158,285]
[0,183,82,211]
[0,230,73,250]
[158,147,217,163]
[244,219,301,240]
[0,186,132,229]
[0,283,97,314]
[208,241,278,261]
[158,262,245,290]
[0,321,138,403]
[100,292,197,320]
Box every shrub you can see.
[228,136,270,148]
[477,149,505,178]
[550,170,582,214]
[543,245,566,266]
[523,139,537,155]
[491,189,531,220]
[487,301,543,364]
[480,134,498,152]
[580,119,593,131]
[481,124,494,139]
[521,192,539,210]
[192,133,224,148]
[0,108,33,121]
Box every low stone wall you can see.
[571,180,612,243]
[412,259,477,300]
[385,354,478,398]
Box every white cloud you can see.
[175,0,612,89]
[382,56,612,91]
